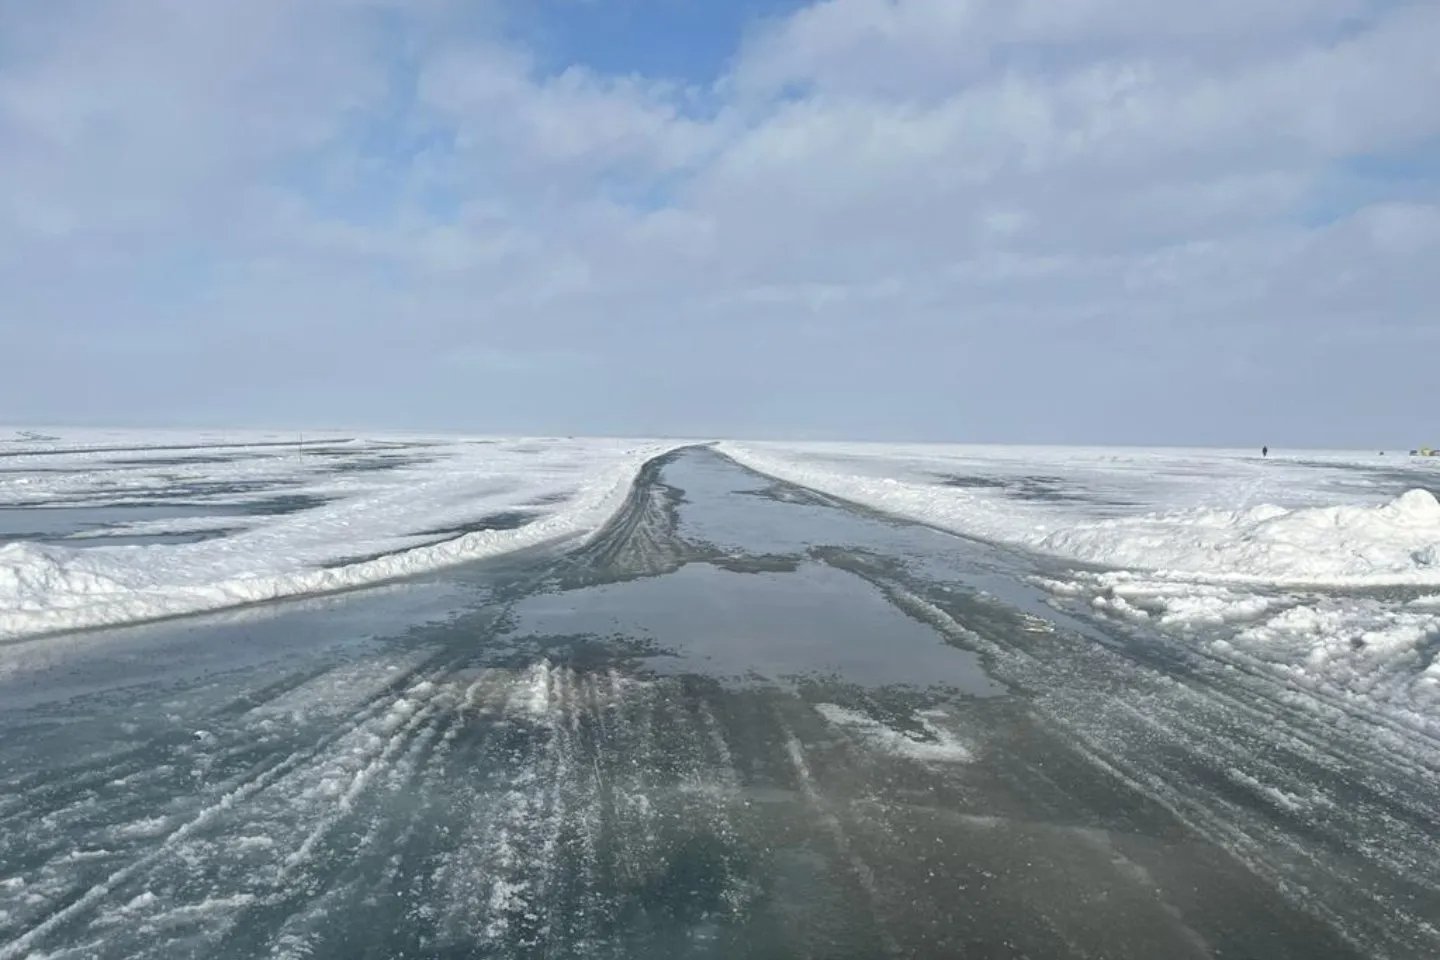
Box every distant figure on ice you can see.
[1262,446,1269,457]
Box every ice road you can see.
[2,448,1437,959]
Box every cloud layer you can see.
[3,0,1437,444]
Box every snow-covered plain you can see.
[0,428,681,640]
[719,441,1440,734]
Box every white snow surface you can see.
[718,441,1440,586]
[0,428,682,639]
[720,441,1440,732]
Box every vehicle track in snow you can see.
[1,448,1435,959]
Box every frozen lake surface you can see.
[2,446,1438,958]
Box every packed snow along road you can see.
[2,447,1437,959]
[717,442,1440,585]
[0,430,680,639]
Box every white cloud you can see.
[417,45,722,194]
[1,0,1437,441]
[0,0,387,243]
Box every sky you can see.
[2,0,1438,446]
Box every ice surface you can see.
[719,441,1440,732]
[814,703,973,763]
[0,429,681,639]
[718,442,1440,585]
[4,443,1438,959]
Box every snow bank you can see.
[1065,570,1440,736]
[718,442,1440,587]
[0,435,681,640]
[1039,488,1440,586]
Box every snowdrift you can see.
[720,442,1440,587]
[1039,488,1440,586]
[0,437,680,639]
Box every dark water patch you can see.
[322,454,435,474]
[0,504,250,543]
[290,445,366,457]
[524,490,575,506]
[18,478,318,508]
[0,466,79,475]
[102,454,267,467]
[0,438,355,459]
[4,494,328,551]
[7,488,331,519]
[937,474,1007,490]
[710,553,803,575]
[937,472,1137,507]
[415,510,537,537]
[1010,480,1108,504]
[227,493,331,516]
[64,528,239,548]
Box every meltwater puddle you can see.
[507,559,1005,695]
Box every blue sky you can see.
[2,0,1439,446]
[511,0,810,85]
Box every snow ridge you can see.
[719,442,1440,587]
[1,436,682,640]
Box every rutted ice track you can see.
[0,647,984,958]
[2,447,1436,958]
